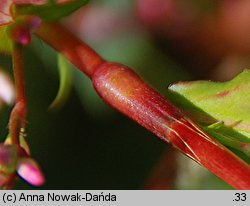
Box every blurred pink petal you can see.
[17,157,45,186]
[63,4,137,43]
[136,0,175,29]
[0,69,15,107]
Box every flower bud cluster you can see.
[0,134,45,189]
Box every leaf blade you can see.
[168,70,250,157]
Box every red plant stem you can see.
[35,23,104,78]
[36,22,250,189]
[93,62,250,189]
[9,45,27,145]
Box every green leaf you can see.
[17,0,90,21]
[49,54,73,111]
[0,25,13,53]
[168,70,250,157]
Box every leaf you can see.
[17,0,90,21]
[0,0,89,26]
[49,53,73,111]
[0,25,14,53]
[0,1,89,52]
[0,0,46,26]
[168,70,250,157]
[203,122,250,158]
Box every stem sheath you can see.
[36,23,250,189]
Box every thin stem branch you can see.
[9,44,27,145]
[36,22,250,189]
[13,45,26,102]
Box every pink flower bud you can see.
[11,27,31,45]
[17,157,45,186]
